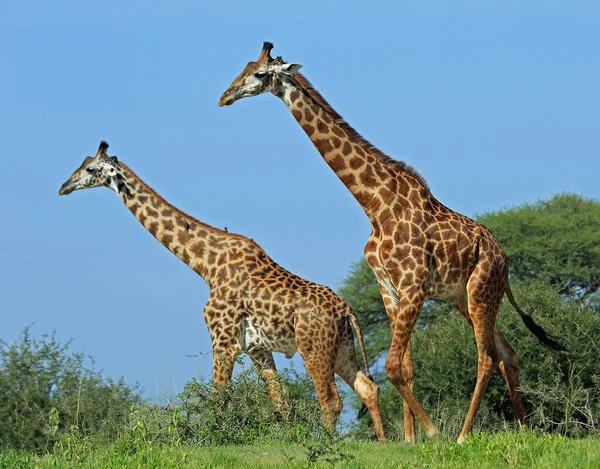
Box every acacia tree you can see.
[339,193,600,364]
[477,193,600,301]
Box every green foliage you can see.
[0,327,142,453]
[360,282,600,440]
[476,193,600,301]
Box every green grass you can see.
[2,432,599,469]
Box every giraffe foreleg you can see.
[377,283,417,442]
[385,292,439,439]
[204,300,241,388]
[207,337,240,415]
[211,343,240,386]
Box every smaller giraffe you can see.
[59,141,385,441]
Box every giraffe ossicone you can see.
[59,141,386,441]
[220,42,566,444]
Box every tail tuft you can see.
[520,313,568,352]
[505,283,568,352]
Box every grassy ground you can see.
[1,431,599,469]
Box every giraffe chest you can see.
[238,316,297,359]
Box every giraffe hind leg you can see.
[296,326,342,436]
[249,349,290,421]
[457,296,525,429]
[401,342,416,442]
[457,307,499,444]
[457,269,503,444]
[304,355,341,436]
[495,329,526,427]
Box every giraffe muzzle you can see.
[58,181,74,196]
[218,89,237,107]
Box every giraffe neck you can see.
[110,162,233,286]
[278,73,429,219]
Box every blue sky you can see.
[1,1,599,401]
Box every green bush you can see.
[359,282,600,440]
[39,362,349,465]
[0,327,142,453]
[119,361,326,448]
[0,327,347,456]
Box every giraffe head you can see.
[219,42,302,107]
[59,141,121,196]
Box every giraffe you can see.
[219,42,566,443]
[58,141,385,441]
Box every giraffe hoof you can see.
[457,435,468,445]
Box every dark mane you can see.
[118,162,260,246]
[292,73,430,190]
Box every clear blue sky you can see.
[1,1,598,400]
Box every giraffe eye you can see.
[254,72,267,79]
[86,167,96,174]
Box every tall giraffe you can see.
[59,141,385,441]
[219,42,566,443]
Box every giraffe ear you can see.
[280,63,302,75]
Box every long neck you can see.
[278,73,428,219]
[111,162,233,286]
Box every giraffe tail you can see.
[505,283,568,352]
[346,307,372,378]
[345,307,376,420]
